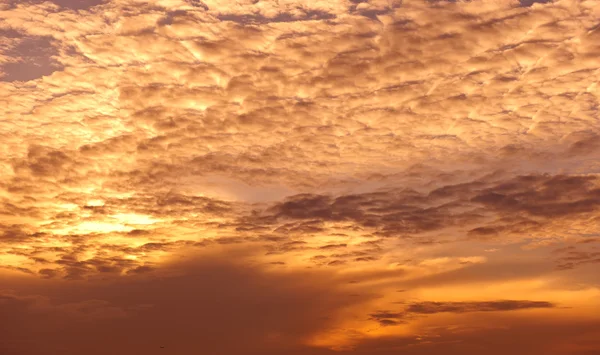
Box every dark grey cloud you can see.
[369,300,555,326]
[472,175,600,218]
[6,0,105,11]
[217,10,336,24]
[406,300,555,314]
[520,0,553,7]
[264,189,475,237]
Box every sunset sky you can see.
[1,0,600,354]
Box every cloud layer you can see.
[1,0,600,353]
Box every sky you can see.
[1,0,600,354]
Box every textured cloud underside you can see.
[1,0,600,354]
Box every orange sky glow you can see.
[1,0,600,354]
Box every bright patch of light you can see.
[110,213,159,225]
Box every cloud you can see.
[244,173,600,247]
[1,0,600,353]
[0,224,35,243]
[567,133,600,157]
[0,290,128,321]
[520,0,553,7]
[0,32,63,82]
[370,300,555,326]
[0,251,373,355]
[471,175,600,218]
[553,243,600,270]
[350,320,600,355]
[263,189,477,236]
[4,0,106,11]
[217,10,337,24]
[405,300,555,314]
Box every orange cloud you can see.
[1,0,600,353]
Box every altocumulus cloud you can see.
[1,0,600,354]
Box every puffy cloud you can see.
[1,0,600,353]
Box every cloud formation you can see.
[1,0,600,353]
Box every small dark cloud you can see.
[327,260,346,266]
[7,0,105,11]
[369,300,555,326]
[377,319,401,326]
[406,300,555,314]
[1,265,34,274]
[271,194,334,220]
[468,226,502,237]
[519,0,552,7]
[187,0,209,10]
[555,249,600,270]
[578,238,599,244]
[567,134,600,157]
[369,310,406,326]
[51,0,105,9]
[12,145,73,177]
[370,310,404,318]
[217,10,336,24]
[320,243,347,250]
[39,268,60,279]
[128,229,151,236]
